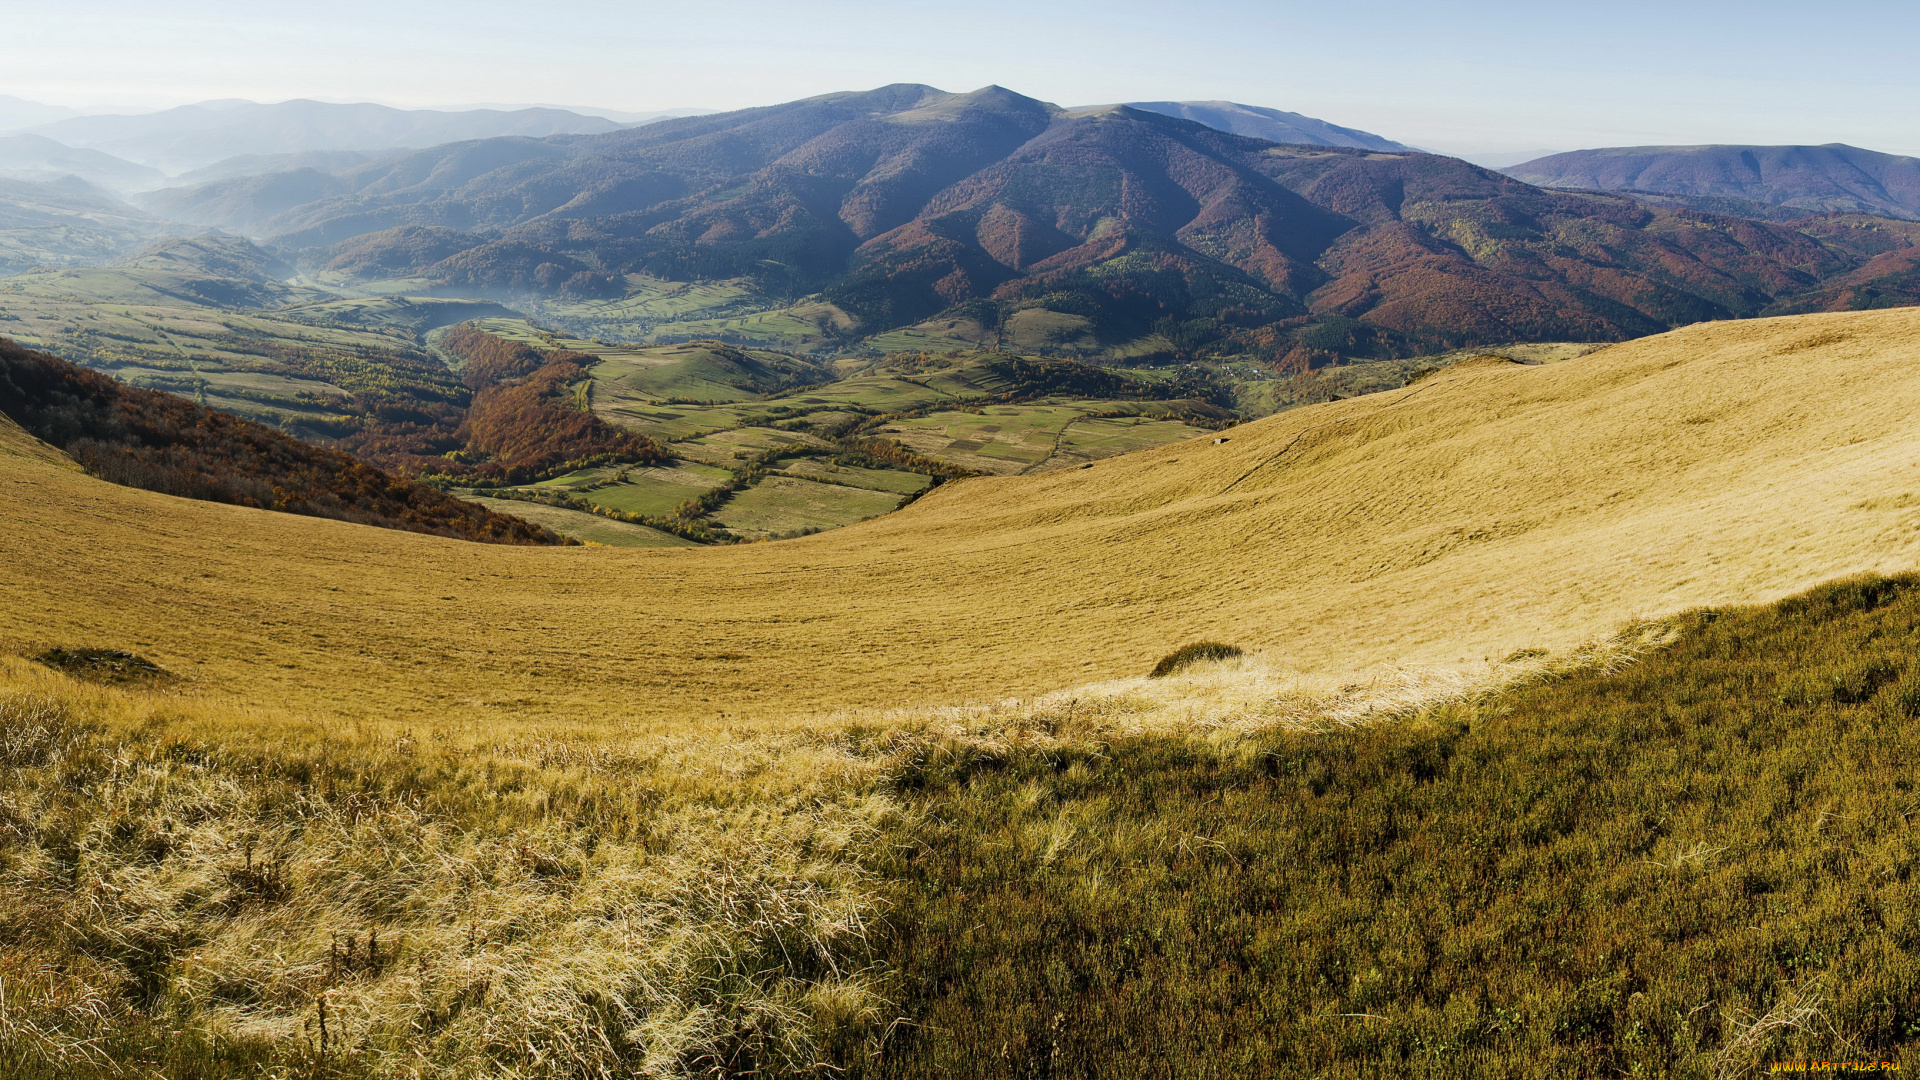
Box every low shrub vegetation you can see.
[1148,641,1244,678]
[852,574,1920,1077]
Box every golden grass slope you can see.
[7,307,1920,727]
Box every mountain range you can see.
[134,83,1920,365]
[24,98,630,175]
[1506,143,1920,220]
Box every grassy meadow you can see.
[12,308,1920,728]
[8,570,1920,1075]
[11,307,1920,1074]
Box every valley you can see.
[10,69,1920,1078]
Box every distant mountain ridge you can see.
[1505,143,1920,220]
[0,133,164,192]
[26,99,628,174]
[1115,101,1409,152]
[24,84,1920,368]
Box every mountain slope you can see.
[1119,100,1409,151]
[1506,143,1920,220]
[5,306,1920,725]
[136,86,1919,365]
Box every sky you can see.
[5,0,1918,160]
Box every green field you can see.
[455,316,830,403]
[465,497,697,547]
[709,474,907,538]
[773,459,931,494]
[881,403,1216,474]
[530,276,859,351]
[527,461,732,518]
[0,274,449,430]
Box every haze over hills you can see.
[24,98,629,174]
[0,175,167,274]
[129,83,1920,367]
[1506,143,1920,220]
[0,94,80,132]
[0,132,164,192]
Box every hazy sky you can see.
[7,0,1918,158]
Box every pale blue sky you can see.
[5,0,1917,157]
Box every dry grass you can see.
[823,617,1677,751]
[0,660,905,1079]
[0,607,1681,1077]
[7,308,1920,730]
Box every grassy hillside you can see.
[850,574,1920,1077]
[7,532,1920,1075]
[11,308,1920,1075]
[6,307,1920,729]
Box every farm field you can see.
[773,459,932,494]
[881,403,1218,474]
[709,474,908,538]
[465,496,696,547]
[525,461,732,517]
[0,273,451,430]
[532,276,859,351]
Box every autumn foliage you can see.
[438,325,667,484]
[0,337,569,545]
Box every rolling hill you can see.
[6,305,1920,725]
[1506,143,1920,220]
[0,175,167,275]
[10,306,1920,1078]
[136,85,1920,367]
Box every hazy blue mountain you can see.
[0,134,165,192]
[27,100,626,173]
[1505,143,1920,220]
[447,103,714,125]
[170,150,377,187]
[1114,101,1409,152]
[0,95,80,134]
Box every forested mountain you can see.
[1506,143,1920,220]
[106,86,1920,365]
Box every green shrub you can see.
[32,647,168,683]
[1148,641,1243,678]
